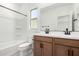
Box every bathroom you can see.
[1,0,79,57]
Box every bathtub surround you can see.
[0,3,32,56]
[0,6,15,42]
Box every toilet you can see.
[18,42,32,56]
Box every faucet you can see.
[64,28,71,35]
[42,26,50,34]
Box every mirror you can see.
[40,3,73,32]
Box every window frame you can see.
[30,8,38,29]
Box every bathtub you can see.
[0,40,32,56]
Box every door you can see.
[34,40,42,56]
[43,42,52,56]
[54,44,70,56]
[71,47,79,56]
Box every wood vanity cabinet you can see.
[33,35,53,56]
[33,35,79,56]
[54,38,79,56]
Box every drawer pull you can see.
[40,43,43,48]
[71,50,73,56]
[68,49,70,56]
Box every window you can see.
[30,8,39,29]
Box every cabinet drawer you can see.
[54,38,79,48]
[34,35,52,42]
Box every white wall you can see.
[38,3,54,9]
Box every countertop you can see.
[34,32,79,40]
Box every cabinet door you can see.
[43,42,52,56]
[34,40,42,56]
[71,47,79,56]
[54,44,70,56]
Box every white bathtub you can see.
[0,40,32,56]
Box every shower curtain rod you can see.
[0,5,27,17]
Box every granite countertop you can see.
[34,32,79,40]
